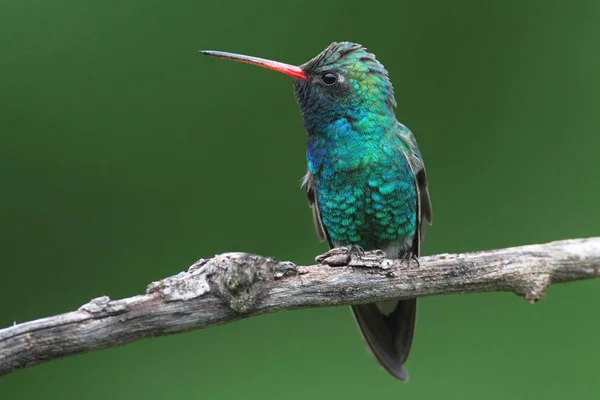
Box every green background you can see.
[2,1,599,398]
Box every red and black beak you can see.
[200,50,308,81]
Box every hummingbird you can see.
[201,42,432,381]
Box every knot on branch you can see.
[79,296,127,317]
[147,253,297,314]
[206,253,297,313]
[516,273,552,304]
[498,254,554,303]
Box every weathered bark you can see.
[1,237,599,376]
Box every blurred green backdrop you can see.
[2,0,599,398]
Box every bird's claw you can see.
[401,251,420,267]
[347,244,365,257]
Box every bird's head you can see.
[201,42,397,133]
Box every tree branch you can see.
[1,237,599,376]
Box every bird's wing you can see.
[396,124,433,255]
[302,171,332,246]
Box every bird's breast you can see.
[307,134,417,249]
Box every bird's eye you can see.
[321,72,338,86]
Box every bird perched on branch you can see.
[202,42,432,381]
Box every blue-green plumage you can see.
[201,42,432,381]
[305,122,418,249]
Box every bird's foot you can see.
[346,244,366,257]
[316,245,386,267]
[401,251,420,267]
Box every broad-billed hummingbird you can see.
[201,42,432,381]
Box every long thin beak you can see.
[200,50,309,81]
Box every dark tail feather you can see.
[351,299,417,381]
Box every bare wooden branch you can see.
[1,237,599,376]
